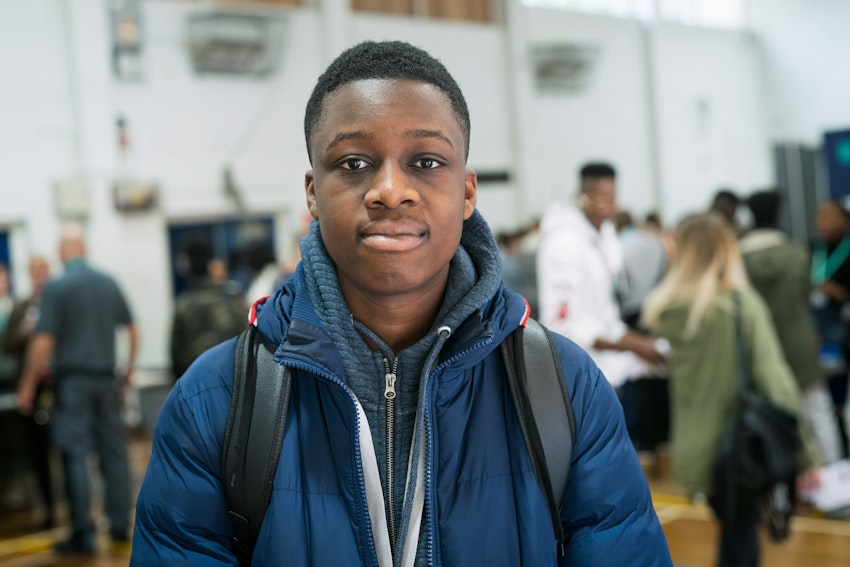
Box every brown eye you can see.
[340,158,367,170]
[414,158,441,169]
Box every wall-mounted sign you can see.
[531,42,600,95]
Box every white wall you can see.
[126,2,319,215]
[1,0,806,373]
[750,0,850,145]
[651,25,772,224]
[0,0,76,271]
[508,8,657,222]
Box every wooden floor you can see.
[2,440,850,566]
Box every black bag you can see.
[711,292,802,542]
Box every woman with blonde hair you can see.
[642,212,817,567]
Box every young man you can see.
[132,41,672,565]
[537,163,667,388]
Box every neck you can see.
[343,282,445,353]
[583,211,602,231]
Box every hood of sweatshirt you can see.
[739,228,792,286]
[540,201,623,275]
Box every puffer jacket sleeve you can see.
[555,336,673,566]
[131,342,238,566]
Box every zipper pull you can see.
[384,371,397,399]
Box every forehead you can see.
[312,79,464,143]
[585,177,617,196]
[819,203,846,219]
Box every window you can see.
[352,0,493,22]
[521,0,748,30]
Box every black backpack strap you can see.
[501,317,576,554]
[222,326,291,567]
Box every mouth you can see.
[360,221,427,252]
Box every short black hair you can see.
[182,238,212,279]
[711,189,739,207]
[709,188,740,225]
[580,162,617,180]
[579,162,616,193]
[303,40,470,164]
[240,240,276,273]
[747,190,781,229]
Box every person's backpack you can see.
[710,292,802,542]
[222,318,576,566]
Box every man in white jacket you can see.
[537,163,666,389]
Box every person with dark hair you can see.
[497,220,541,319]
[170,238,247,380]
[740,191,845,464]
[131,41,671,565]
[709,189,741,230]
[810,199,850,459]
[615,210,668,330]
[240,240,283,306]
[3,257,57,529]
[17,224,138,554]
[537,163,667,389]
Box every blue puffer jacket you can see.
[131,269,672,566]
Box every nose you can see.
[364,163,419,209]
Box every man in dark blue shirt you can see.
[17,223,138,554]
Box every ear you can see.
[463,169,478,220]
[576,192,590,208]
[305,170,319,221]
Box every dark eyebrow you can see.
[326,130,373,150]
[325,128,454,151]
[406,129,453,148]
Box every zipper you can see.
[425,330,487,566]
[282,357,382,566]
[384,356,399,554]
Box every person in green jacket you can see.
[740,190,845,465]
[642,212,818,567]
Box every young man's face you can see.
[580,177,617,229]
[816,202,849,243]
[305,79,477,304]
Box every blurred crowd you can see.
[498,162,850,562]
[0,226,295,549]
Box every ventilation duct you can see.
[530,42,600,95]
[187,11,286,77]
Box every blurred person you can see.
[644,211,663,232]
[2,256,57,528]
[16,224,138,554]
[241,240,284,306]
[497,219,540,318]
[810,199,850,459]
[537,163,666,387]
[131,40,672,565]
[741,191,845,464]
[0,263,12,378]
[537,162,668,454]
[207,258,228,285]
[0,262,22,507]
[170,238,247,380]
[709,189,741,231]
[642,212,818,567]
[615,209,668,330]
